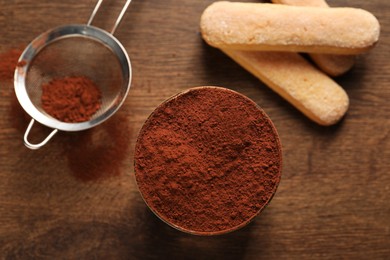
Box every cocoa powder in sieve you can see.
[41,76,102,123]
[135,87,282,234]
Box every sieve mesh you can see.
[25,35,124,121]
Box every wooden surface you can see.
[0,0,389,259]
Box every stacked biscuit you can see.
[200,1,380,125]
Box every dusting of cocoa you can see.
[135,87,282,234]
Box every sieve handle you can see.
[87,0,132,35]
[24,119,58,150]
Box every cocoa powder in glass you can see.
[135,87,282,235]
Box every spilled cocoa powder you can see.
[0,48,23,81]
[135,87,282,234]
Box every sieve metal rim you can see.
[14,24,132,132]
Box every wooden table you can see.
[0,0,389,258]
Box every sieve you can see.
[14,0,132,150]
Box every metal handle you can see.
[87,0,132,35]
[24,119,58,150]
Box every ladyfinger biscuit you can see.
[221,49,349,125]
[271,0,355,76]
[200,2,380,55]
[309,53,355,77]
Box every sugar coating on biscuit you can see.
[271,0,355,76]
[200,2,380,54]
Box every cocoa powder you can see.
[135,87,282,234]
[0,49,23,83]
[41,76,102,123]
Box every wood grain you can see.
[1,0,389,259]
